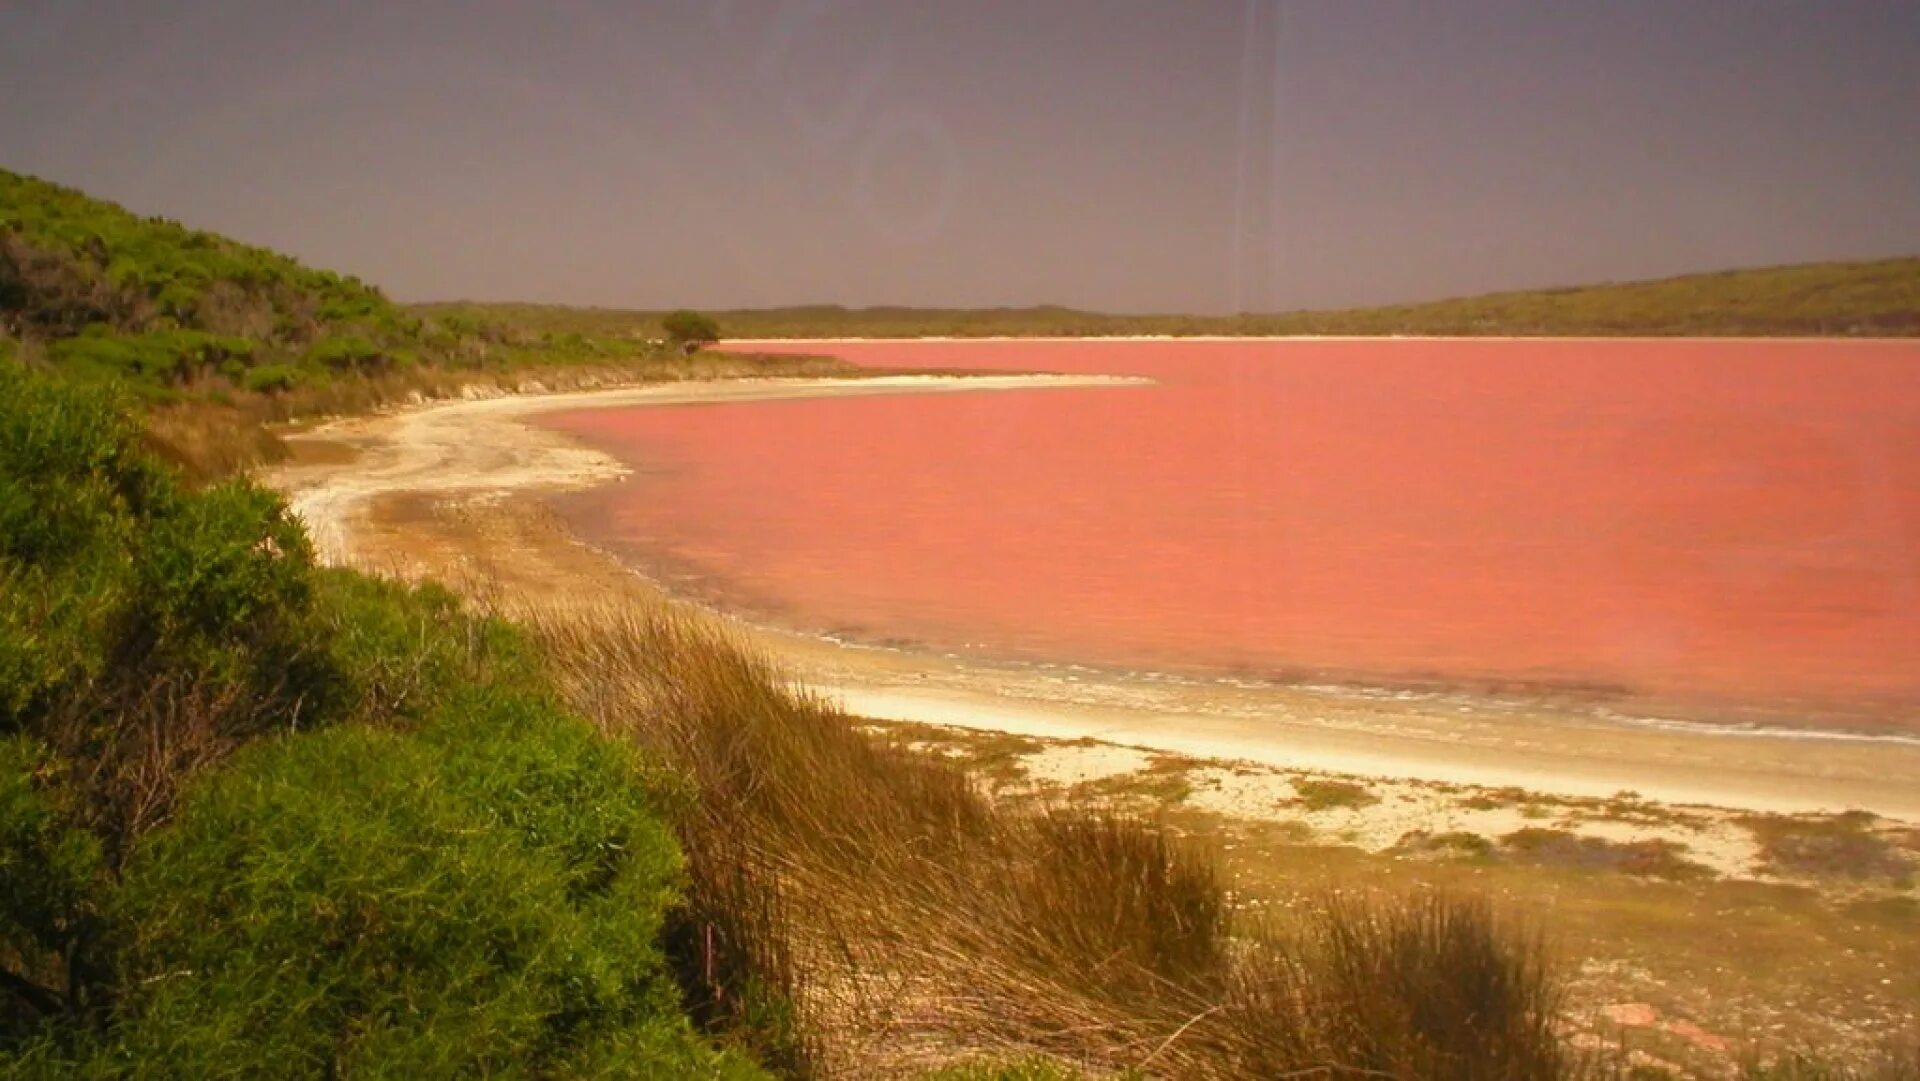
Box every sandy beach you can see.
[264,374,1920,828]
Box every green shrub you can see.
[57,691,762,1077]
[0,367,334,738]
[0,369,765,1072]
[661,309,721,352]
[47,329,252,388]
[239,362,299,394]
[0,369,171,721]
[305,335,386,374]
[0,736,105,1040]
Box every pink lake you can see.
[542,339,1920,728]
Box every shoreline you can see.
[724,334,1920,345]
[265,376,1920,821]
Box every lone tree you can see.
[661,309,720,354]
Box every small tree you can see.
[660,309,720,354]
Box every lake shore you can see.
[265,375,1920,822]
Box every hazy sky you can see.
[3,1,1917,313]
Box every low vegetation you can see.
[1745,812,1915,886]
[529,606,1578,1078]
[0,369,763,1075]
[1499,827,1711,881]
[1291,777,1380,812]
[424,256,1920,340]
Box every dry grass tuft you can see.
[523,602,1574,1079]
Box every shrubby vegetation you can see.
[0,367,765,1077]
[531,608,1574,1079]
[0,169,770,409]
[2,169,846,479]
[662,309,722,353]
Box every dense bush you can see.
[0,366,762,1076]
[46,328,254,389]
[0,170,391,346]
[662,309,722,352]
[0,365,326,745]
[61,695,756,1078]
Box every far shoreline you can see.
[723,334,1920,345]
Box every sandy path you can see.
[265,377,1920,822]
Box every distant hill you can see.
[0,168,836,478]
[0,169,455,393]
[0,169,669,401]
[425,257,1920,341]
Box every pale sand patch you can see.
[1020,744,1157,787]
[1019,744,1764,879]
[823,685,1920,821]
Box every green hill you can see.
[424,257,1920,341]
[0,169,722,403]
[0,169,446,392]
[0,169,844,477]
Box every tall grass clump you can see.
[528,605,1571,1079]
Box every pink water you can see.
[543,339,1920,726]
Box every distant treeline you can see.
[422,256,1920,341]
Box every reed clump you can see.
[529,605,1572,1079]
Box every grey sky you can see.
[2,1,1917,313]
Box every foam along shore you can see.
[267,375,1920,825]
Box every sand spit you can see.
[266,376,1920,826]
[272,373,1144,565]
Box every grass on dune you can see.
[528,604,1572,1079]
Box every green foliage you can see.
[304,334,387,374]
[0,372,767,1074]
[0,736,105,1039]
[0,368,172,722]
[238,362,299,394]
[661,309,722,351]
[2,169,690,405]
[0,366,326,736]
[79,697,758,1079]
[0,169,393,344]
[46,328,253,389]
